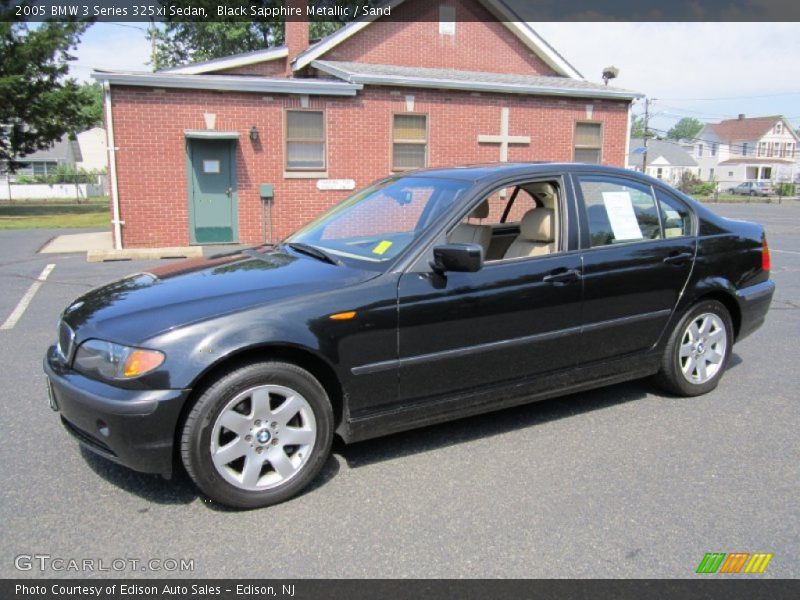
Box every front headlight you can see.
[73,339,165,380]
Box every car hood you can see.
[61,248,377,344]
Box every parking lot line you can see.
[772,249,800,255]
[0,263,56,331]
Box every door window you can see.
[656,190,692,237]
[448,180,562,261]
[578,176,661,247]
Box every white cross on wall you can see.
[477,107,531,162]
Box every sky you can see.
[71,21,800,134]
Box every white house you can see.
[627,137,698,185]
[690,114,798,188]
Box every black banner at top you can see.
[4,0,800,22]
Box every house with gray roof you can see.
[627,138,698,185]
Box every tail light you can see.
[762,235,771,272]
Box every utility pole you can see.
[642,97,652,172]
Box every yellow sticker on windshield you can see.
[372,240,393,255]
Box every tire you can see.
[656,300,734,397]
[181,361,334,509]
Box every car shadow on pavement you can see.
[334,378,654,470]
[80,447,199,505]
[79,438,343,511]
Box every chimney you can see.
[738,114,746,120]
[285,0,309,77]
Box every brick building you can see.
[93,0,641,249]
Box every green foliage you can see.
[677,171,715,196]
[631,115,654,139]
[13,165,99,184]
[152,1,355,69]
[776,182,795,196]
[667,117,703,141]
[0,2,95,168]
[77,82,104,127]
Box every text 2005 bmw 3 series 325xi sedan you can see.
[44,163,775,508]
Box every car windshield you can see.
[284,176,471,269]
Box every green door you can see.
[188,139,238,244]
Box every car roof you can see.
[396,162,645,183]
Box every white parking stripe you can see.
[772,249,800,255]
[0,263,56,330]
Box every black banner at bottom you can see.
[3,579,800,600]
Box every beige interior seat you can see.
[448,200,491,254]
[523,182,558,210]
[503,208,556,259]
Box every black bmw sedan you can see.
[44,163,775,508]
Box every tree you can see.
[0,2,95,169]
[154,21,346,69]
[77,82,104,128]
[667,117,703,141]
[152,1,375,69]
[630,114,655,139]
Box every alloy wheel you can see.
[678,312,727,385]
[210,385,316,491]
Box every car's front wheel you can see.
[181,361,333,509]
[656,300,733,396]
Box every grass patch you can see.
[697,194,786,204]
[0,200,110,229]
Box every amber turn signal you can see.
[329,311,357,321]
[123,349,165,377]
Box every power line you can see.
[659,91,800,101]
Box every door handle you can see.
[543,268,581,284]
[663,252,693,265]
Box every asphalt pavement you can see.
[0,204,797,578]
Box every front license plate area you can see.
[46,377,59,412]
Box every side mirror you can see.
[431,243,483,274]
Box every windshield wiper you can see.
[284,242,341,266]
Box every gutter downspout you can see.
[103,81,123,250]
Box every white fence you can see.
[0,181,105,201]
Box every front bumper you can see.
[735,280,776,341]
[44,345,190,476]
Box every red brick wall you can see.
[215,60,287,76]
[110,85,628,248]
[318,0,559,76]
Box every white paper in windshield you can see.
[601,191,643,241]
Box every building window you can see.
[697,143,703,157]
[392,114,427,170]
[656,167,663,179]
[711,143,718,156]
[758,142,767,157]
[742,142,748,156]
[775,122,783,134]
[285,110,325,170]
[574,122,602,164]
[709,168,715,180]
[788,143,795,159]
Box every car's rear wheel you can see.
[656,300,733,396]
[180,361,333,509]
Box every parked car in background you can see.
[45,164,775,509]
[729,181,774,196]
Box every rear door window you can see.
[577,176,661,247]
